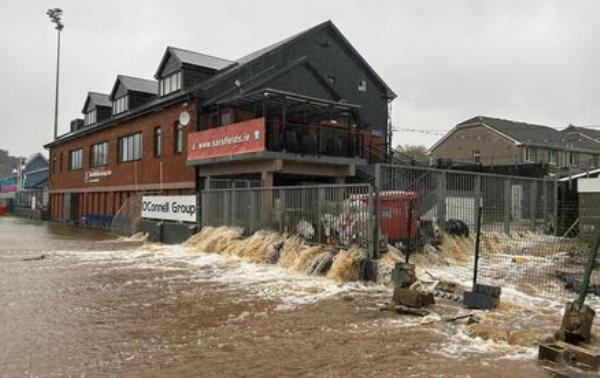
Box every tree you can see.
[394,144,429,163]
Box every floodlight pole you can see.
[53,27,61,140]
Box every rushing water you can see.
[0,216,556,376]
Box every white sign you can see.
[141,195,197,223]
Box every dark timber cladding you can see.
[44,20,395,226]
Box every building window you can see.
[51,154,57,175]
[112,95,129,115]
[569,152,578,166]
[174,123,184,153]
[524,147,537,162]
[84,109,97,126]
[594,155,600,169]
[118,132,142,162]
[90,141,108,167]
[69,149,83,170]
[159,71,182,96]
[153,127,162,157]
[59,153,63,173]
[358,80,367,92]
[472,149,481,164]
[548,150,558,165]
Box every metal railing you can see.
[15,189,48,209]
[201,184,374,249]
[265,121,363,159]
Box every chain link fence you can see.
[374,164,588,299]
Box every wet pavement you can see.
[0,216,553,376]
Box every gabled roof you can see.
[154,46,233,78]
[109,75,157,99]
[195,20,396,100]
[563,125,600,142]
[81,92,111,113]
[430,115,600,154]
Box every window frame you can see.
[548,150,558,165]
[174,123,184,154]
[159,71,182,97]
[524,146,537,163]
[84,109,97,126]
[68,148,83,171]
[153,127,162,157]
[89,141,109,168]
[112,95,129,115]
[118,132,143,163]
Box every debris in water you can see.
[23,254,46,261]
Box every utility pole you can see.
[46,8,64,140]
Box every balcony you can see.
[187,89,388,166]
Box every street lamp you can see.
[46,8,64,141]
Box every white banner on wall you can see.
[141,195,197,223]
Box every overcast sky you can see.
[2,0,600,157]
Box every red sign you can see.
[187,118,266,161]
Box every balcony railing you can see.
[265,121,363,159]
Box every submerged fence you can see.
[199,164,592,299]
[201,184,374,249]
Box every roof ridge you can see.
[168,46,232,62]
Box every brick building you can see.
[45,20,395,224]
[429,116,600,176]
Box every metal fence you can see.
[201,184,374,249]
[15,189,48,209]
[374,164,586,298]
[207,179,262,190]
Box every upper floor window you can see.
[524,147,537,162]
[174,123,184,153]
[220,112,232,126]
[569,152,578,166]
[548,150,558,165]
[69,149,83,171]
[472,149,481,164]
[153,127,162,157]
[90,141,108,167]
[112,95,129,115]
[159,71,182,97]
[84,109,97,126]
[118,132,142,162]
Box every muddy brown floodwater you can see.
[0,216,550,377]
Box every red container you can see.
[0,206,6,216]
[378,191,419,243]
[352,191,419,243]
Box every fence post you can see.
[196,192,202,230]
[577,231,600,309]
[317,187,324,243]
[279,189,286,234]
[373,164,382,259]
[437,171,447,230]
[553,176,559,236]
[474,174,481,229]
[530,181,537,232]
[543,179,549,231]
[473,204,483,289]
[504,178,511,234]
[368,184,375,259]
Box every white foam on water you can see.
[55,244,368,308]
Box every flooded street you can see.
[0,217,554,376]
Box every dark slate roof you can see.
[82,92,111,113]
[154,47,232,78]
[114,75,158,96]
[563,125,600,142]
[194,20,396,100]
[458,116,600,151]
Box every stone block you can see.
[393,286,434,308]
[473,283,502,297]
[391,263,416,287]
[538,343,569,364]
[560,302,596,343]
[463,290,499,310]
